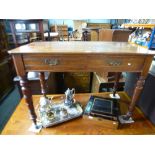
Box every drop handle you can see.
[44,58,59,66]
[107,60,122,66]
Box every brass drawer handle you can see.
[107,60,122,66]
[44,58,59,66]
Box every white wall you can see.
[48,19,112,28]
[49,19,74,27]
[87,19,111,23]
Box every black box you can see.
[84,96,120,121]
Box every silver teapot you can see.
[64,88,75,106]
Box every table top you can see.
[8,41,155,55]
[2,92,155,135]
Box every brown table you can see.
[8,41,155,128]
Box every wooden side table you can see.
[8,41,155,128]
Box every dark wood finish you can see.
[126,55,153,117]
[39,72,46,97]
[82,28,101,41]
[2,92,155,135]
[82,30,90,41]
[7,20,45,47]
[12,54,37,125]
[12,55,26,76]
[0,20,9,59]
[8,41,155,127]
[38,20,45,41]
[99,29,132,42]
[0,59,14,101]
[0,21,14,101]
[9,20,18,47]
[127,75,145,117]
[19,75,37,125]
[14,72,59,98]
[22,54,145,72]
[112,72,122,96]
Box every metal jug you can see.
[64,88,75,106]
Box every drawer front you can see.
[87,55,145,72]
[23,55,87,71]
[23,54,145,72]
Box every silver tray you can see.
[39,102,83,128]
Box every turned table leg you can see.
[19,74,37,125]
[112,72,122,96]
[39,72,47,97]
[125,75,145,118]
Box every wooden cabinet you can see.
[87,23,112,29]
[0,59,14,100]
[83,23,112,41]
[4,19,46,48]
[0,20,8,60]
[0,20,15,101]
[99,29,132,42]
[51,25,68,41]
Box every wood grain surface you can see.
[8,41,155,55]
[2,92,155,135]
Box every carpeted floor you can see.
[0,85,20,133]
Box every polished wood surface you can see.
[8,41,155,127]
[8,41,155,55]
[19,74,37,125]
[39,72,47,97]
[2,92,155,135]
[22,54,146,72]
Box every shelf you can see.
[0,49,8,52]
[5,20,45,48]
[7,33,13,35]
[7,31,41,36]
[128,41,148,48]
[122,24,155,29]
[17,39,28,44]
[16,30,40,33]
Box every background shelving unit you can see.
[148,27,155,49]
[0,21,8,59]
[122,23,155,49]
[51,25,68,41]
[0,20,15,101]
[122,24,155,29]
[4,19,47,49]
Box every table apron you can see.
[22,55,146,72]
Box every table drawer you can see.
[23,55,146,72]
[87,55,145,72]
[23,55,87,71]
